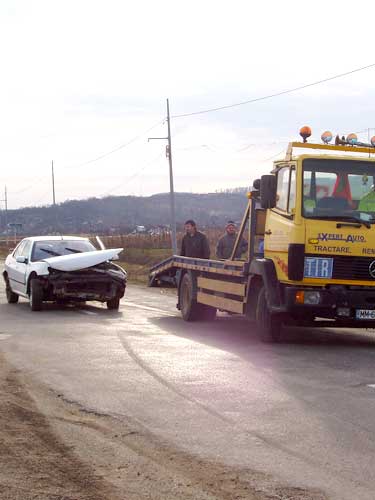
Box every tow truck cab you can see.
[261,137,375,327]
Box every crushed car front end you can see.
[38,261,127,304]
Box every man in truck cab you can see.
[358,184,375,212]
[216,221,247,260]
[180,220,210,259]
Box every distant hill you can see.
[2,189,250,235]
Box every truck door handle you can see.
[265,230,272,235]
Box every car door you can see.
[8,240,31,295]
[7,240,26,293]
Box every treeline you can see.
[2,191,249,235]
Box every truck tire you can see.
[180,273,201,321]
[256,286,282,343]
[107,296,120,310]
[29,279,43,311]
[5,278,19,304]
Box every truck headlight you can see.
[295,290,321,305]
[303,291,321,305]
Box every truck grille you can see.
[306,255,375,281]
[333,256,375,281]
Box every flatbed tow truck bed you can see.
[149,255,247,284]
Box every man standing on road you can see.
[216,221,247,260]
[180,220,210,259]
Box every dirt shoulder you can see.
[0,353,327,500]
[0,353,123,500]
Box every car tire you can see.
[29,279,43,312]
[107,296,120,310]
[5,279,19,304]
[256,286,282,343]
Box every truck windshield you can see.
[303,158,375,223]
[31,240,96,261]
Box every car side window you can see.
[13,240,26,258]
[21,241,32,258]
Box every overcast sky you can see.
[1,0,375,209]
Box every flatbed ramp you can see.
[149,255,248,287]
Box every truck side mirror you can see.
[260,175,277,209]
[253,179,261,190]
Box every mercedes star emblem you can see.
[369,260,375,279]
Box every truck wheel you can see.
[180,273,200,321]
[107,296,120,310]
[29,279,43,311]
[256,287,281,343]
[5,278,19,304]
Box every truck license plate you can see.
[356,309,375,320]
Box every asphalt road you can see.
[1,280,375,499]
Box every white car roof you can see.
[23,236,90,242]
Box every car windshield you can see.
[303,158,375,223]
[31,240,96,261]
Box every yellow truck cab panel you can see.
[265,151,375,286]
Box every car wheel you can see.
[29,279,43,312]
[5,279,19,304]
[256,286,282,343]
[107,296,120,310]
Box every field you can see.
[0,229,224,283]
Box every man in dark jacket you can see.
[216,221,247,260]
[180,220,210,259]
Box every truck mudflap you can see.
[280,285,375,326]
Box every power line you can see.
[260,148,287,162]
[63,118,165,169]
[172,63,375,118]
[101,153,164,197]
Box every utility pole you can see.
[4,186,8,244]
[51,160,56,205]
[148,98,177,254]
[1,186,8,243]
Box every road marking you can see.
[124,300,176,316]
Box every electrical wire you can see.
[260,148,287,162]
[172,63,375,118]
[11,176,48,195]
[101,153,165,197]
[63,118,166,169]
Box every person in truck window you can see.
[358,185,375,212]
[216,221,247,260]
[180,220,210,259]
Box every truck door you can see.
[264,164,297,280]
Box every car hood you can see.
[42,248,123,272]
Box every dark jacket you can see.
[216,233,247,260]
[180,231,210,259]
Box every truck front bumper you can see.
[276,285,375,326]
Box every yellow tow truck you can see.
[150,127,375,342]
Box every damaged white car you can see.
[3,236,127,311]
